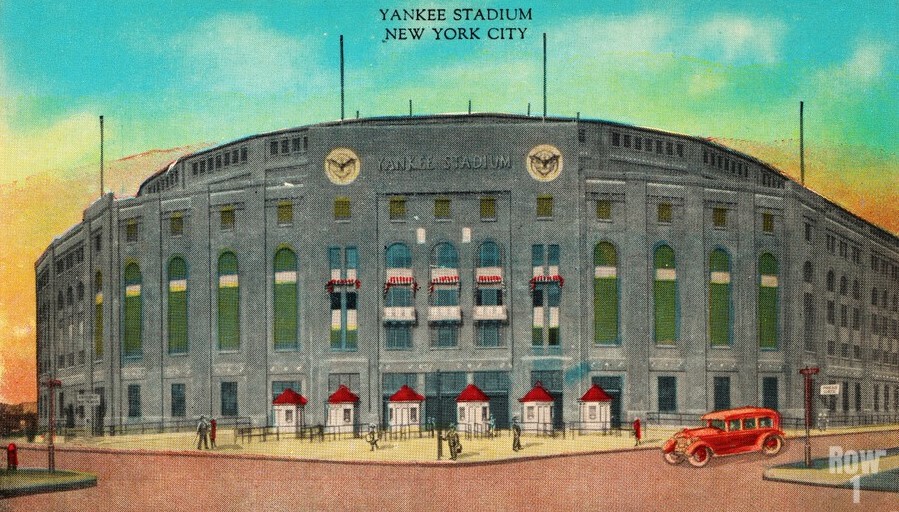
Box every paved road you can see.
[3,431,897,512]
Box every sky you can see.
[0,1,896,403]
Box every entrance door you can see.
[713,376,731,411]
[762,377,779,411]
[593,376,623,428]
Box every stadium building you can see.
[35,113,899,432]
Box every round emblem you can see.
[526,144,563,182]
[325,147,360,185]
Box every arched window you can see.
[386,243,411,268]
[826,270,835,292]
[67,287,74,306]
[759,253,779,349]
[478,241,500,267]
[57,291,64,310]
[77,282,84,302]
[840,276,847,296]
[217,252,240,350]
[709,249,732,346]
[273,248,298,350]
[803,261,813,283]
[123,262,143,358]
[654,245,677,345]
[94,271,103,359]
[433,242,458,269]
[853,279,860,300]
[167,257,188,354]
[872,287,878,306]
[594,242,619,344]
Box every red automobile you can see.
[662,406,786,467]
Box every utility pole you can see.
[44,378,62,472]
[436,370,443,460]
[799,367,819,467]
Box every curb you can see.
[0,469,97,499]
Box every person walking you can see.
[511,416,522,452]
[632,417,642,446]
[209,418,217,449]
[444,424,461,461]
[365,424,380,451]
[196,415,210,450]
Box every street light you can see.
[799,367,819,468]
[43,378,62,472]
[436,369,443,461]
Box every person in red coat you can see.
[632,418,642,446]
[6,443,18,470]
[209,418,217,449]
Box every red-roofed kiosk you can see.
[388,384,424,432]
[456,384,490,433]
[327,384,359,434]
[272,388,307,431]
[578,384,612,431]
[519,381,554,431]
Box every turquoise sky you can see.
[1,1,895,183]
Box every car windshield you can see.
[708,419,725,430]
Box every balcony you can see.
[428,306,462,322]
[473,305,507,321]
[383,307,416,323]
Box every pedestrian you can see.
[632,417,642,446]
[365,423,380,451]
[511,416,522,452]
[209,418,217,449]
[196,415,210,450]
[443,424,461,460]
[6,443,17,471]
[488,414,496,437]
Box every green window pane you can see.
[710,249,729,271]
[594,278,618,344]
[758,287,778,348]
[594,242,617,266]
[532,327,543,346]
[273,248,297,350]
[123,263,142,358]
[218,252,239,350]
[760,253,778,275]
[167,258,188,354]
[710,283,731,346]
[654,280,677,344]
[654,245,675,269]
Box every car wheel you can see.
[688,446,712,468]
[663,451,685,465]
[762,435,784,456]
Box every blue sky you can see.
[0,1,896,183]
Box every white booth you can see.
[519,381,554,432]
[272,388,307,430]
[456,383,490,433]
[578,383,612,431]
[326,384,359,434]
[387,384,424,432]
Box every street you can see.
[2,430,896,511]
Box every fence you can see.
[644,411,899,429]
[52,417,253,439]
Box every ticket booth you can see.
[388,384,424,432]
[519,381,554,432]
[578,383,612,431]
[272,388,307,431]
[456,384,490,433]
[327,384,359,434]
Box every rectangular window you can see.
[548,245,560,266]
[658,376,677,412]
[170,213,184,236]
[633,136,642,150]
[192,162,199,175]
[277,202,293,225]
[611,132,620,146]
[432,323,458,348]
[223,151,230,166]
[272,380,300,402]
[292,137,301,152]
[537,195,553,218]
[763,213,774,233]
[480,196,496,220]
[334,197,351,220]
[531,245,544,267]
[853,308,860,330]
[171,383,186,418]
[241,147,248,162]
[220,207,235,230]
[126,219,138,243]
[622,134,631,148]
[666,141,674,155]
[826,300,835,325]
[656,140,664,154]
[215,155,222,169]
[280,139,289,154]
[434,197,451,219]
[270,140,279,155]
[127,384,141,418]
[596,200,611,220]
[713,208,727,228]
[805,223,813,242]
[476,321,501,347]
[221,381,238,417]
[385,325,412,349]
[657,203,672,224]
[713,376,731,411]
[827,339,836,356]
[676,143,684,157]
[389,196,406,220]
[95,234,102,252]
[840,305,848,327]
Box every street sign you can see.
[820,384,841,395]
[77,394,101,405]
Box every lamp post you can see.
[799,367,819,467]
[436,370,443,460]
[43,378,62,472]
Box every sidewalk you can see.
[763,447,899,493]
[20,423,899,464]
[0,468,97,498]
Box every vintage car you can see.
[662,406,786,467]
